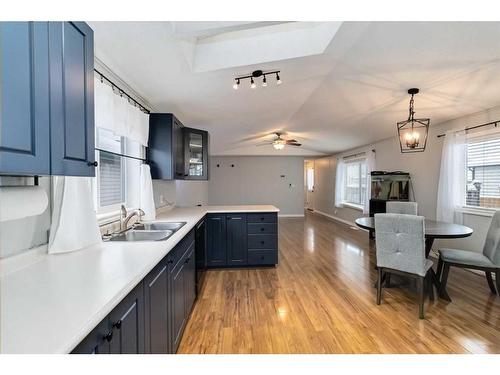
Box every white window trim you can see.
[342,157,366,208]
[463,127,500,214]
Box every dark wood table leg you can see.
[425,237,451,301]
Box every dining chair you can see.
[437,210,500,299]
[386,201,418,215]
[375,213,434,319]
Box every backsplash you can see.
[0,177,52,258]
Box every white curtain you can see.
[48,177,102,254]
[335,158,345,207]
[436,130,466,223]
[140,164,157,221]
[363,150,376,214]
[94,76,149,146]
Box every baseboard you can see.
[312,210,359,228]
[279,214,305,218]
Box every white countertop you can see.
[0,205,279,354]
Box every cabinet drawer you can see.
[247,250,278,266]
[248,223,277,234]
[168,230,194,269]
[247,213,277,223]
[248,234,277,249]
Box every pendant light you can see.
[397,88,430,153]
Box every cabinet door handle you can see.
[260,228,265,232]
[261,241,265,245]
[167,259,174,264]
[185,257,190,263]
[87,161,98,167]
[103,330,113,342]
[112,320,122,330]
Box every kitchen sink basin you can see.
[109,229,174,242]
[133,221,186,232]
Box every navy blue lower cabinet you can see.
[183,244,196,316]
[170,254,187,352]
[49,21,96,176]
[206,214,227,266]
[108,282,145,354]
[71,319,111,354]
[144,261,169,354]
[226,214,248,265]
[0,22,51,175]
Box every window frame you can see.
[342,157,366,210]
[463,128,500,214]
[93,129,146,222]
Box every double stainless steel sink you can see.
[108,221,186,242]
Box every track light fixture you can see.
[232,69,281,90]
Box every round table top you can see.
[354,217,473,239]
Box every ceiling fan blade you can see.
[289,143,302,147]
[256,142,273,147]
[285,139,298,144]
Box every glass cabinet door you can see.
[183,127,208,180]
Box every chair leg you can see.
[436,256,444,280]
[377,268,383,305]
[439,263,452,301]
[385,273,392,288]
[485,271,497,295]
[426,273,434,301]
[496,270,500,297]
[417,276,425,319]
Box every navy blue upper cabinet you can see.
[0,22,51,175]
[49,22,96,176]
[0,21,95,176]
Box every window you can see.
[465,131,500,209]
[343,159,366,206]
[94,128,144,214]
[306,168,314,192]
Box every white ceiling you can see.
[89,21,500,156]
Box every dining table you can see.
[355,216,474,300]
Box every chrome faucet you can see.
[120,205,145,231]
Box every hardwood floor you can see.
[178,212,500,354]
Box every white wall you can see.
[312,105,500,253]
[208,156,305,216]
[152,180,209,208]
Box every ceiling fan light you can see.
[276,73,282,85]
[273,138,286,150]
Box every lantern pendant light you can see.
[397,88,430,153]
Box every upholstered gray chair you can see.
[386,201,418,215]
[375,213,433,319]
[437,210,500,299]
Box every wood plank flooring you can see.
[178,212,500,354]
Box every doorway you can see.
[304,160,315,211]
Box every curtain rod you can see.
[436,120,499,138]
[96,148,147,163]
[94,69,151,114]
[343,149,376,160]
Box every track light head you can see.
[262,75,267,87]
[276,73,282,85]
[250,77,256,89]
[233,79,240,90]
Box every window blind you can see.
[99,151,123,207]
[466,132,500,208]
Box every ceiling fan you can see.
[258,132,302,150]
